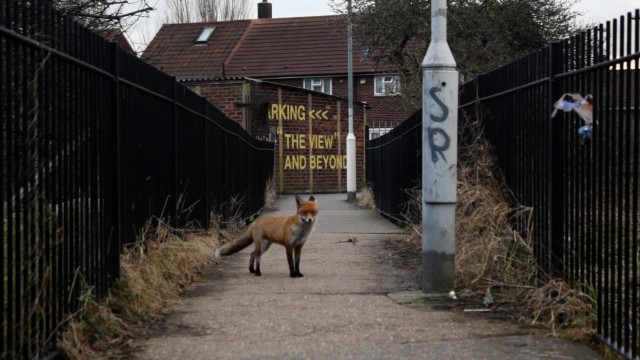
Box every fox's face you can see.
[295,195,318,224]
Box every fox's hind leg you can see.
[251,249,261,276]
[249,251,257,274]
[249,240,261,275]
[250,240,271,276]
[255,241,272,276]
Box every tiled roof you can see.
[224,15,379,77]
[142,20,252,80]
[142,15,384,81]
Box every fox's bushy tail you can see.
[215,227,253,258]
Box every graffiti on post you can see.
[429,87,449,122]
[427,86,451,163]
[428,127,450,163]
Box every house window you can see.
[303,78,332,95]
[196,27,215,43]
[374,75,401,96]
[368,127,393,140]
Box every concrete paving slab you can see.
[134,193,602,360]
[265,194,403,234]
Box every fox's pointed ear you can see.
[309,196,315,202]
[295,195,303,207]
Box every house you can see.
[141,1,409,193]
[142,0,410,133]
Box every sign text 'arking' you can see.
[270,104,329,121]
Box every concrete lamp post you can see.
[422,0,459,293]
[346,0,357,201]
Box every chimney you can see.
[258,0,272,19]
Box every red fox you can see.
[215,195,318,278]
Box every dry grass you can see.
[264,176,279,210]
[454,112,535,294]
[400,113,538,301]
[110,219,221,320]
[57,217,224,359]
[528,279,596,339]
[397,111,596,341]
[57,297,132,359]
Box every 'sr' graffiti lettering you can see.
[428,127,450,163]
[429,87,449,122]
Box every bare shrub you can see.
[264,176,278,210]
[357,185,376,209]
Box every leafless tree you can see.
[50,0,153,31]
[166,0,195,23]
[331,0,589,109]
[165,0,252,23]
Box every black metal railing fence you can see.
[365,111,422,222]
[1,1,274,358]
[367,11,639,360]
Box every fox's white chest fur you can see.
[290,220,316,247]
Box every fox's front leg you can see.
[286,247,296,278]
[293,246,304,277]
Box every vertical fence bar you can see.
[1,0,10,353]
[15,3,26,354]
[623,13,632,356]
[0,1,6,355]
[613,16,621,349]
[37,3,49,351]
[632,12,639,359]
[172,79,178,226]
[107,42,121,287]
[51,6,62,351]
[203,97,210,228]
[595,22,604,338]
[585,24,596,304]
[548,41,565,277]
[632,11,639,360]
[604,19,614,342]
[1,1,9,353]
[38,2,51,347]
[616,18,624,349]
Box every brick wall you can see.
[187,80,366,194]
[191,82,246,125]
[265,75,412,132]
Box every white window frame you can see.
[368,127,393,140]
[303,78,332,95]
[374,75,401,96]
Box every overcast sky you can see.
[573,0,639,24]
[126,0,640,53]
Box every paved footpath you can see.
[135,193,601,360]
